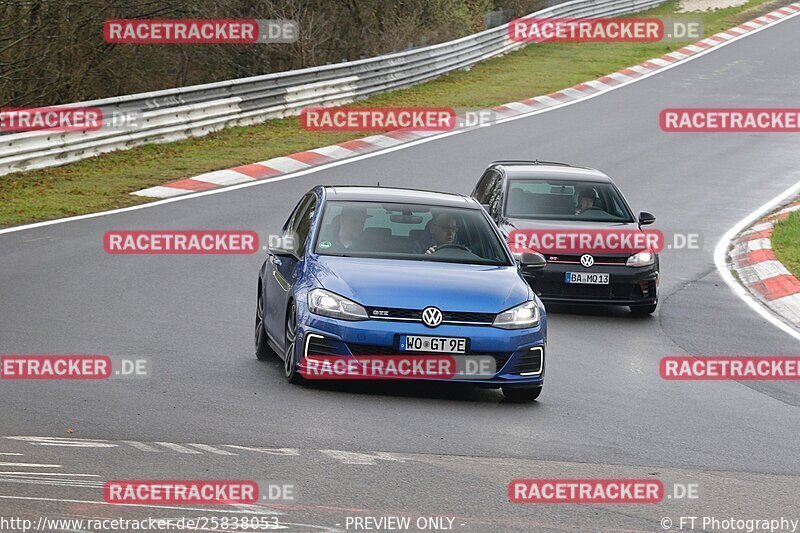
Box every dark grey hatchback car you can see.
[472,161,660,315]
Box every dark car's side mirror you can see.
[518,252,547,272]
[638,211,656,226]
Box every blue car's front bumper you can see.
[295,312,546,386]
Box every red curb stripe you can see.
[230,163,282,179]
[337,139,376,152]
[707,35,727,43]
[519,98,546,108]
[691,41,712,49]
[288,151,334,165]
[547,91,572,102]
[384,129,425,140]
[677,47,698,56]
[751,275,800,301]
[619,68,643,78]
[163,179,219,192]
[572,83,600,94]
[596,76,622,86]
[737,229,774,242]
[659,54,679,63]
[733,249,777,267]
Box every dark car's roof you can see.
[491,162,614,183]
[323,186,479,208]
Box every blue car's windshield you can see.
[314,201,512,266]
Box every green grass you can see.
[772,210,800,278]
[0,0,785,228]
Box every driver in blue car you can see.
[423,213,459,254]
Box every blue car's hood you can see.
[312,256,530,313]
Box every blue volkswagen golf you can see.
[255,186,548,401]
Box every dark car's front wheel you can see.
[284,302,303,384]
[502,385,542,403]
[255,289,277,361]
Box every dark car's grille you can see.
[545,254,628,264]
[507,347,543,375]
[365,307,494,325]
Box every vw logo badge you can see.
[421,306,443,327]
[580,254,594,268]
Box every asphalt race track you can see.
[1,14,799,533]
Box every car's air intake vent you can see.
[305,335,339,356]
[508,347,543,375]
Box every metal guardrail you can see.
[0,0,666,176]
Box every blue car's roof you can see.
[323,186,479,208]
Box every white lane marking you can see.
[223,445,300,456]
[122,440,162,452]
[6,436,116,447]
[155,442,202,454]
[714,179,800,342]
[0,452,23,456]
[0,477,103,488]
[0,462,61,467]
[0,472,98,476]
[319,450,407,465]
[187,443,237,455]
[0,495,287,515]
[0,7,798,240]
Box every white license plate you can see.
[400,335,466,354]
[565,272,610,285]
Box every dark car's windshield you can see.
[505,179,635,222]
[314,201,512,265]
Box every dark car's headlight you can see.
[308,289,368,321]
[626,251,655,267]
[493,300,540,329]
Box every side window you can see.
[487,172,504,217]
[473,171,494,203]
[291,194,318,257]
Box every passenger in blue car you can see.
[322,206,370,251]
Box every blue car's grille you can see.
[365,307,495,325]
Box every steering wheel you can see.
[577,206,604,214]
[428,243,471,254]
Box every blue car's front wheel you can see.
[284,302,303,384]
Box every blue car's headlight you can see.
[308,289,369,321]
[492,300,540,329]
[626,251,655,267]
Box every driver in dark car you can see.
[575,188,599,215]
